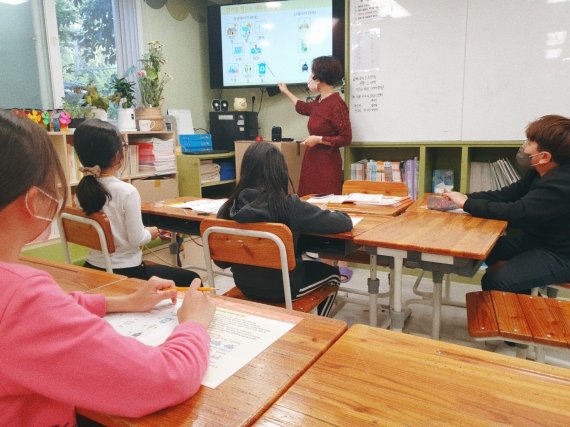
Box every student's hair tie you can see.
[80,165,101,178]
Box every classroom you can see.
[2,0,570,425]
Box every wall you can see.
[140,1,310,141]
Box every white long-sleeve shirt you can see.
[85,176,152,269]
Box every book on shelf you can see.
[132,137,177,175]
[128,144,139,176]
[432,169,454,193]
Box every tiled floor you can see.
[146,239,570,368]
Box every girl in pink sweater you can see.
[0,111,216,426]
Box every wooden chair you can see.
[342,180,408,197]
[466,290,570,362]
[57,207,115,273]
[200,218,338,313]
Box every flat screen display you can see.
[208,0,344,89]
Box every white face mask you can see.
[307,77,319,93]
[25,186,62,244]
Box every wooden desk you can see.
[256,325,570,426]
[141,196,211,235]
[18,255,126,293]
[73,278,348,426]
[355,209,507,338]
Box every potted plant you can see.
[83,83,109,121]
[135,40,172,131]
[110,76,137,131]
[61,89,94,128]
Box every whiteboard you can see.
[462,0,570,140]
[349,0,570,142]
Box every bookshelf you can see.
[344,141,523,195]
[176,151,236,198]
[48,130,179,204]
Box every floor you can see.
[144,239,570,368]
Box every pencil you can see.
[165,286,219,292]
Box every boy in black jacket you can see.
[445,115,570,293]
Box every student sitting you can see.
[74,119,200,286]
[217,142,353,315]
[444,115,570,294]
[0,111,215,425]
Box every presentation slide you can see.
[220,0,333,87]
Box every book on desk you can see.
[307,193,410,206]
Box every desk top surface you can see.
[76,278,348,426]
[256,324,570,426]
[18,255,126,292]
[142,196,212,221]
[354,208,507,259]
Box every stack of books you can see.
[469,158,521,192]
[133,138,176,175]
[350,157,419,199]
[200,160,221,183]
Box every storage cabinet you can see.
[48,130,179,204]
[344,141,522,195]
[176,151,236,198]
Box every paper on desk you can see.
[351,216,363,226]
[306,194,348,204]
[306,193,407,206]
[104,298,301,389]
[167,198,227,213]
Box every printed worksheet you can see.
[167,198,228,213]
[105,297,302,388]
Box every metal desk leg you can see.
[432,271,444,340]
[390,254,406,332]
[368,254,379,327]
[169,234,178,266]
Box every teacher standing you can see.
[278,56,352,196]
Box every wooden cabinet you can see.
[48,130,179,204]
[344,141,522,196]
[176,151,236,198]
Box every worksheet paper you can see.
[167,198,227,213]
[105,298,301,388]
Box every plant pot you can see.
[117,108,137,131]
[91,107,108,121]
[69,118,86,129]
[135,107,164,131]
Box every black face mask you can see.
[515,147,542,169]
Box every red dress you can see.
[295,93,352,196]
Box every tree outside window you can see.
[55,0,117,97]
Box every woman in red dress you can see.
[278,56,352,196]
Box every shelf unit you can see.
[177,151,236,198]
[344,141,523,195]
[48,130,179,204]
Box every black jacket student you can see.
[217,188,353,302]
[444,115,570,294]
[465,164,570,256]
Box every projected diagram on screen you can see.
[220,0,333,87]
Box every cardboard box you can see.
[234,141,306,192]
[132,177,179,203]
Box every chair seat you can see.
[223,283,339,313]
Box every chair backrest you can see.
[342,180,408,197]
[200,218,296,309]
[57,206,115,273]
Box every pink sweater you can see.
[0,262,210,426]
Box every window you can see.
[0,0,140,110]
[55,0,117,98]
